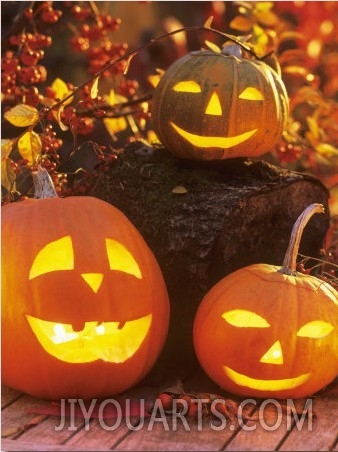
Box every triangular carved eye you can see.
[297,320,334,339]
[222,309,270,328]
[238,87,264,101]
[173,81,201,93]
[29,235,74,279]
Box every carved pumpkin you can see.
[151,48,289,160]
[193,204,338,399]
[1,171,170,399]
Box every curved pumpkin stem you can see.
[278,203,325,276]
[32,165,58,199]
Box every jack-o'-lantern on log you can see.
[193,204,338,399]
[151,45,289,160]
[1,168,170,400]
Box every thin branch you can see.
[41,25,261,118]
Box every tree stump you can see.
[94,144,330,376]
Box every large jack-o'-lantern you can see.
[151,46,289,160]
[1,169,170,400]
[193,204,338,399]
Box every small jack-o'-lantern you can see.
[151,46,289,160]
[1,170,170,400]
[193,204,338,399]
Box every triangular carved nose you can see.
[205,91,222,116]
[260,340,283,365]
[81,273,103,293]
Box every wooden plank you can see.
[113,400,257,451]
[65,418,137,450]
[279,395,338,451]
[1,384,23,408]
[1,393,49,436]
[222,398,310,451]
[17,412,85,445]
[1,438,101,451]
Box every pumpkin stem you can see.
[32,165,58,199]
[221,43,242,58]
[278,203,325,276]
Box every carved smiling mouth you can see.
[26,314,152,364]
[223,366,310,392]
[170,122,257,149]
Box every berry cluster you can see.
[2,1,149,204]
[68,3,126,78]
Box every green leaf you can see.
[4,104,39,127]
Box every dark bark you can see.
[93,144,330,375]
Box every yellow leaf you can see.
[282,65,308,76]
[51,78,73,105]
[1,138,14,159]
[147,129,160,144]
[306,117,320,141]
[204,40,221,53]
[123,54,134,76]
[4,104,39,127]
[315,143,338,157]
[254,2,274,13]
[1,139,16,192]
[103,117,128,136]
[255,10,278,27]
[229,15,253,32]
[172,185,188,194]
[105,90,127,107]
[91,77,99,99]
[17,131,42,165]
[204,16,214,28]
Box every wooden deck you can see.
[1,369,337,452]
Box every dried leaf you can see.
[1,426,20,438]
[4,104,39,127]
[229,15,253,32]
[279,31,305,42]
[90,76,99,99]
[160,379,185,396]
[172,185,188,194]
[56,106,69,131]
[204,40,221,53]
[123,54,134,76]
[204,16,214,28]
[17,131,42,165]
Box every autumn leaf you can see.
[204,40,221,53]
[4,104,39,127]
[90,76,99,99]
[172,185,188,194]
[230,15,253,32]
[51,77,73,105]
[1,139,16,192]
[204,16,214,28]
[17,131,42,165]
[103,90,128,136]
[315,143,338,158]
